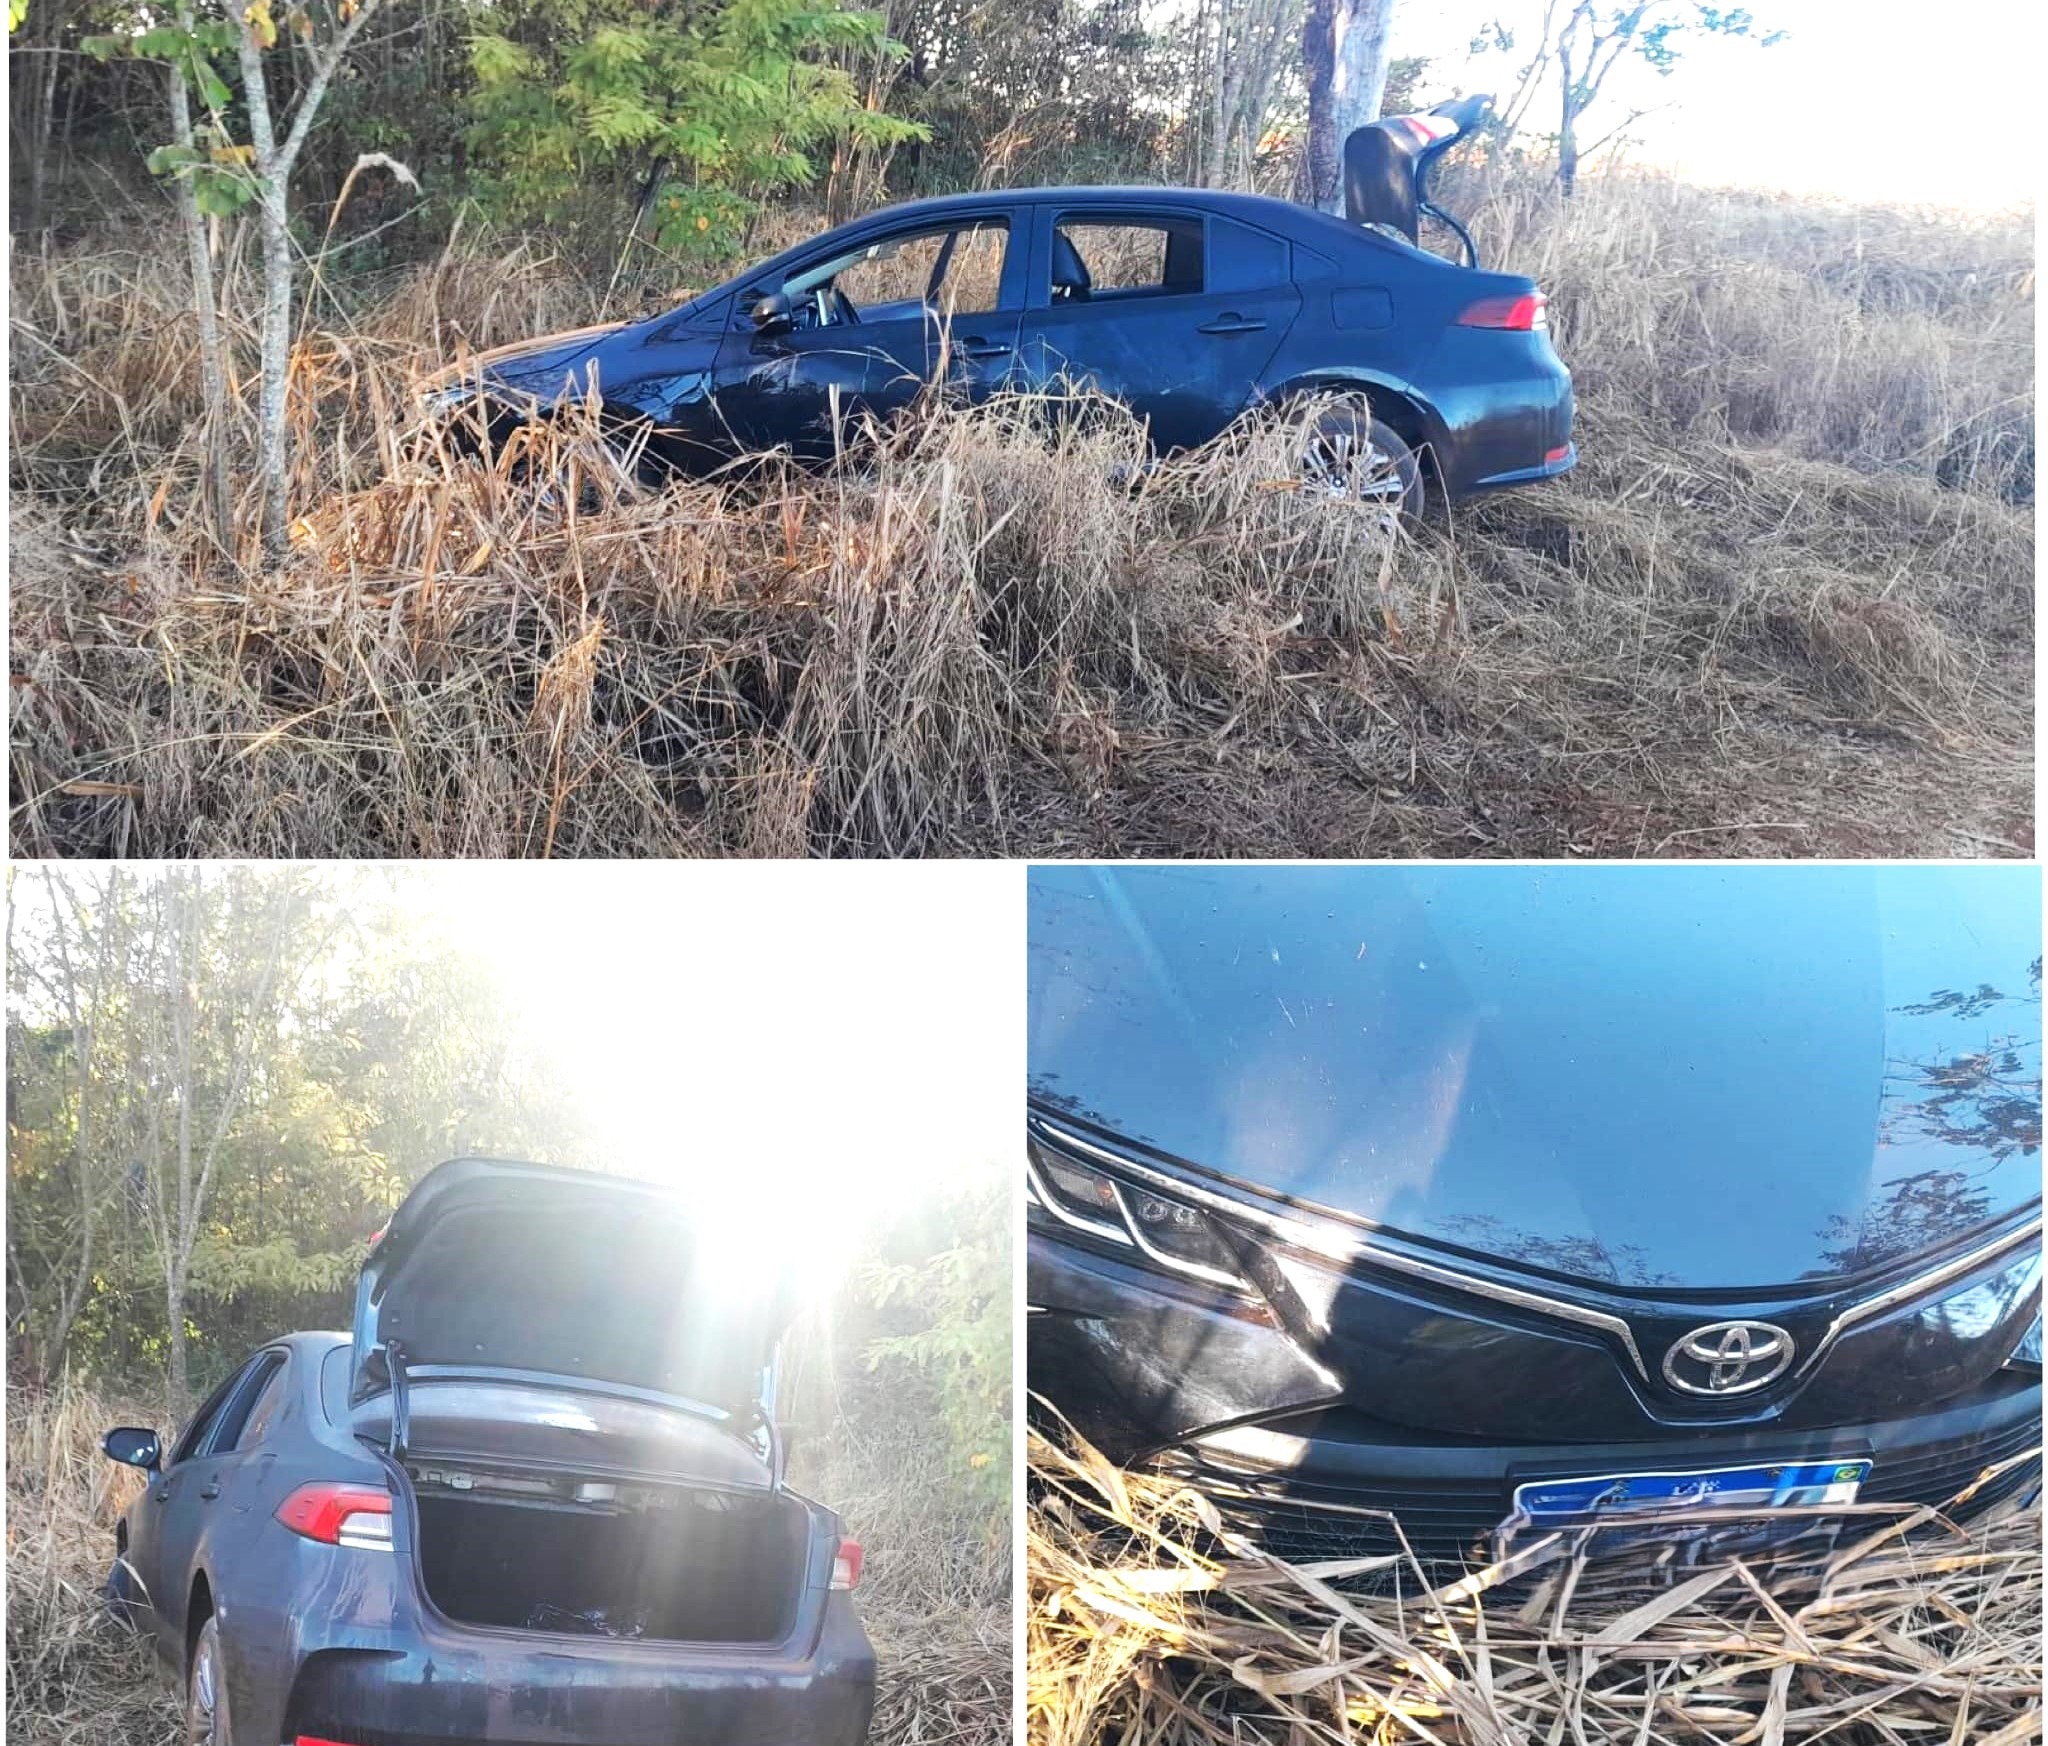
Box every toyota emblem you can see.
[1661,1320,1796,1396]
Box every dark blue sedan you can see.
[430,182,1576,515]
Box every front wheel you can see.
[1300,408,1423,520]
[185,1614,232,1746]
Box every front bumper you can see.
[1029,1196,2042,1564]
[279,1591,876,1746]
[1165,1381,2041,1564]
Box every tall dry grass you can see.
[5,1384,178,1746]
[7,168,2034,857]
[1029,1422,2044,1746]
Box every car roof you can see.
[847,184,1327,230]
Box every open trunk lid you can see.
[351,1158,796,1479]
[1343,94,1491,263]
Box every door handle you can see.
[955,340,1012,360]
[199,1481,221,1500]
[1197,315,1268,335]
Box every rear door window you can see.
[1208,216,1291,294]
[208,1351,288,1454]
[1051,216,1204,304]
[169,1362,255,1465]
[228,1356,292,1450]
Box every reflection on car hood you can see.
[1028,866,2043,1291]
[420,320,629,396]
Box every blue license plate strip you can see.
[1512,1459,1873,1524]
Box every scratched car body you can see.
[100,1158,874,1746]
[1026,864,2043,1566]
[429,149,1574,512]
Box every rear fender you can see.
[1262,372,1449,481]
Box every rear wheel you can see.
[185,1613,231,1746]
[1300,407,1423,520]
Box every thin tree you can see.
[234,0,386,558]
[34,867,129,1379]
[134,871,299,1407]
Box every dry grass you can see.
[4,1384,178,1746]
[5,1368,1009,1746]
[7,168,2035,857]
[1029,1422,2044,1746]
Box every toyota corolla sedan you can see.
[1026,864,2042,1567]
[100,1159,874,1745]
[427,113,1573,515]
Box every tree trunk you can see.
[236,27,294,560]
[167,13,234,551]
[166,1283,190,1409]
[1558,58,1580,195]
[1303,0,1397,211]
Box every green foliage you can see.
[82,16,258,214]
[465,0,927,259]
[6,867,596,1387]
[182,1238,360,1304]
[857,1178,1009,1510]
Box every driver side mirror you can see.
[750,291,796,338]
[103,1426,162,1471]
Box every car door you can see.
[153,1352,285,1659]
[710,210,1024,459]
[1014,204,1301,453]
[138,1361,252,1663]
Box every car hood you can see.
[421,303,729,420]
[351,1158,795,1419]
[1028,866,2042,1293]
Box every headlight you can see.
[2009,1313,2041,1372]
[1028,1137,1248,1291]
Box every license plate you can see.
[1512,1459,1873,1526]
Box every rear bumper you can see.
[280,1592,876,1746]
[1467,440,1575,492]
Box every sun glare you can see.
[380,861,1014,1305]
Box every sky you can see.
[1397,0,2039,208]
[390,861,1018,1292]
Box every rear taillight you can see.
[297,1738,365,1746]
[831,1537,864,1591]
[1456,291,1547,332]
[275,1483,393,1550]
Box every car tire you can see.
[185,1613,232,1746]
[1301,407,1424,520]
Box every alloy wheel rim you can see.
[1301,424,1408,506]
[189,1629,219,1743]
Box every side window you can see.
[794,222,1010,322]
[1209,216,1290,294]
[169,1364,254,1465]
[1052,217,1204,303]
[228,1356,292,1451]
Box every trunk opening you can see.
[409,1467,813,1643]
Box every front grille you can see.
[1161,1413,2042,1570]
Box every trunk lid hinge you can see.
[384,1338,410,1458]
